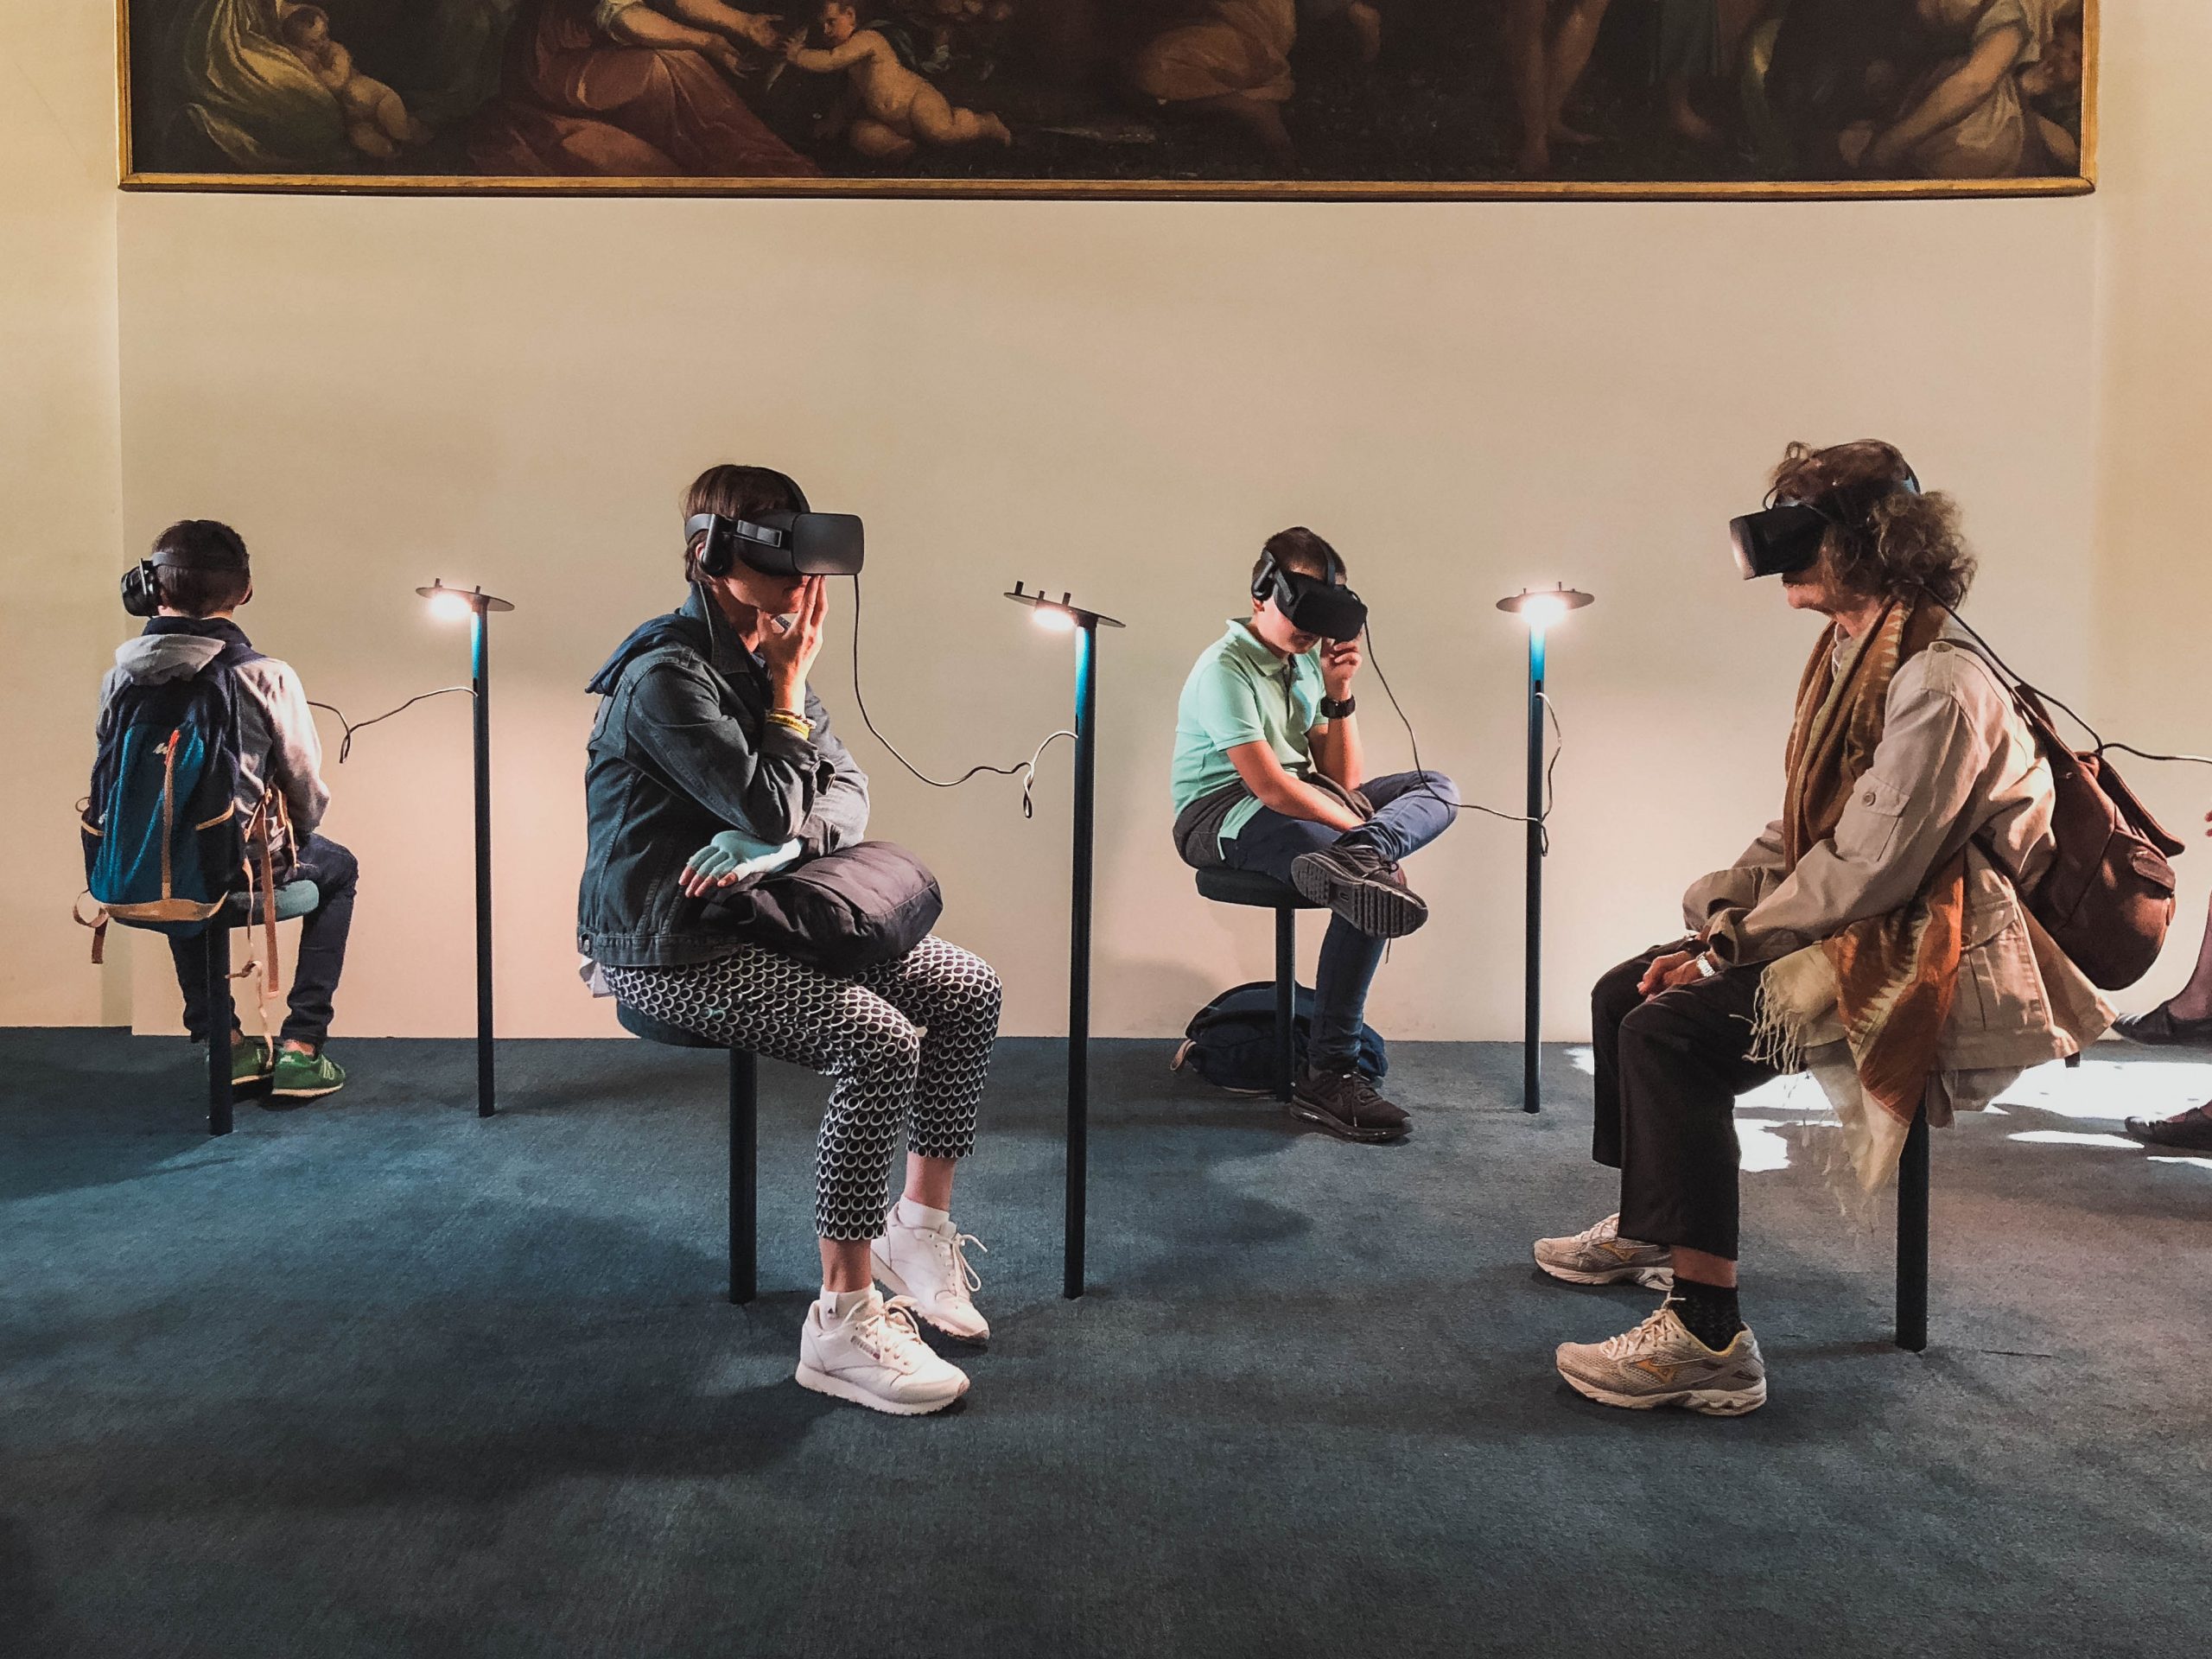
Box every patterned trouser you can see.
[602,936,1001,1241]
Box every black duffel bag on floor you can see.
[1173,981,1388,1094]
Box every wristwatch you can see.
[1319,695,1357,721]
[1693,952,1719,979]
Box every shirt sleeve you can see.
[625,656,829,846]
[1681,821,1787,931]
[1706,665,1999,967]
[1192,659,1269,753]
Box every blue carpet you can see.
[2,1031,2208,1657]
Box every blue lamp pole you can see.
[419,581,512,1118]
[1007,584,1123,1299]
[1497,585,1592,1114]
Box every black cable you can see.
[846,573,1076,817]
[307,688,474,763]
[1917,589,2212,770]
[1361,617,1563,849]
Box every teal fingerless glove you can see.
[686,830,804,886]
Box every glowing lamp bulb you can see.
[1033,607,1077,633]
[427,587,473,623]
[1518,594,1568,631]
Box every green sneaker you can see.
[230,1036,273,1086]
[270,1047,346,1100]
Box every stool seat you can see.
[219,880,321,926]
[614,1001,724,1050]
[1194,868,1317,910]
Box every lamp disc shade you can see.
[416,583,516,613]
[1496,586,1594,616]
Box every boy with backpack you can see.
[1170,527,1459,1143]
[92,521,355,1098]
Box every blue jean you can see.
[1222,771,1458,1071]
[170,834,359,1049]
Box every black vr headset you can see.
[685,471,864,581]
[1252,545,1368,642]
[121,521,250,617]
[1729,461,1923,581]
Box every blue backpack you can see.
[80,642,262,940]
[1173,981,1389,1093]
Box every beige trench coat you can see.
[1683,623,2110,1144]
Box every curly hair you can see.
[1770,439,1977,609]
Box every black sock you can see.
[1669,1278,1744,1351]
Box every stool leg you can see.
[207,925,233,1138]
[1896,1103,1929,1352]
[1274,907,1297,1103]
[730,1050,758,1306]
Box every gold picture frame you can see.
[118,0,2097,201]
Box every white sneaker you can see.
[795,1290,970,1416]
[871,1207,991,1344]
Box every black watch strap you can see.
[1319,695,1357,720]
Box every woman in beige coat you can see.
[1530,439,2107,1417]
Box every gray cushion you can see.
[219,880,320,925]
[1194,868,1315,910]
[615,1001,725,1050]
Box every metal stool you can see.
[1192,868,1325,1102]
[200,880,321,1138]
[615,1002,758,1305]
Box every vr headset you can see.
[121,522,250,617]
[685,471,864,581]
[1252,546,1368,642]
[1729,461,1923,581]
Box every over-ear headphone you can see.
[1251,540,1345,606]
[121,522,251,616]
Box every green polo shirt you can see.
[1171,619,1325,849]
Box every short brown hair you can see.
[1770,440,1976,609]
[681,464,805,579]
[1253,526,1344,589]
[151,519,251,617]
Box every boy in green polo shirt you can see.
[1171,527,1459,1142]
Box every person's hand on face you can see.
[756,575,828,695]
[1320,635,1363,697]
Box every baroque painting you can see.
[119,1,2096,197]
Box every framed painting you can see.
[118,0,2097,199]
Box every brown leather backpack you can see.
[1986,683,2183,991]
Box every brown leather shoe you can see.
[2113,1004,2212,1047]
[2122,1103,2212,1151]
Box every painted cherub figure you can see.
[783,0,1013,162]
[278,4,432,161]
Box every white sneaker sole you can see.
[794,1361,969,1416]
[1533,1250,1675,1290]
[872,1258,990,1345]
[1559,1370,1767,1416]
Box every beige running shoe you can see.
[1554,1302,1767,1416]
[1533,1213,1675,1288]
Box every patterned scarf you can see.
[1757,598,1968,1184]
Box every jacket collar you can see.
[143,615,252,651]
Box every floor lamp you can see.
[1496,584,1592,1114]
[1006,584,1123,1299]
[419,581,512,1119]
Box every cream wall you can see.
[1,3,127,1026]
[2090,1,2212,1016]
[8,12,2200,1043]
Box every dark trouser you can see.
[171,835,359,1050]
[1592,944,1777,1262]
[1221,771,1458,1071]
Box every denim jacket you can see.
[577,587,870,968]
